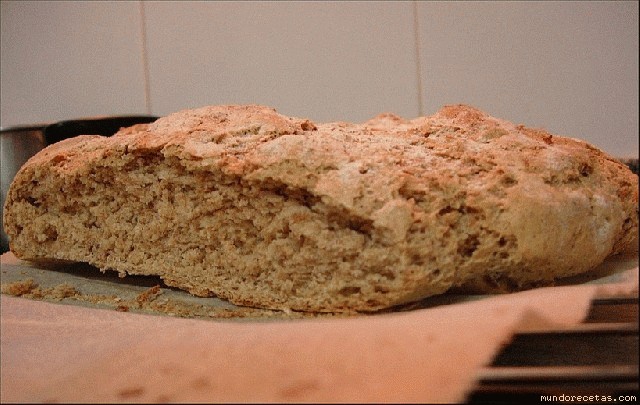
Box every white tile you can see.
[143,1,419,123]
[417,1,639,157]
[0,0,148,127]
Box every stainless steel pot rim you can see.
[0,124,51,133]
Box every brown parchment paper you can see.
[1,252,638,403]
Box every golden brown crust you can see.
[3,104,638,312]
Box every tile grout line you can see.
[139,0,152,115]
[413,1,424,116]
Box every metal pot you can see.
[1,115,158,253]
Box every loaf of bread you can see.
[3,105,638,312]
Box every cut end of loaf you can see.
[4,147,449,312]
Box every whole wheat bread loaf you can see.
[3,105,638,312]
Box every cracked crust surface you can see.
[3,104,638,312]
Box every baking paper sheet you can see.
[1,251,637,403]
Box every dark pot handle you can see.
[44,115,158,145]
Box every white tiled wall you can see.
[0,0,147,124]
[143,1,419,123]
[1,0,638,157]
[417,1,639,158]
